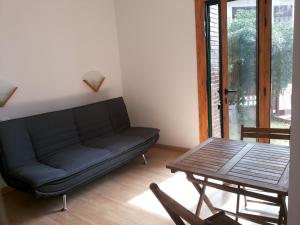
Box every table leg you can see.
[186,173,217,215]
[185,172,286,225]
[281,195,288,225]
[195,177,208,216]
[278,207,283,225]
[236,185,241,222]
[278,194,284,225]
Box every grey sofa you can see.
[0,97,159,209]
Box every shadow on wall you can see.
[0,87,113,120]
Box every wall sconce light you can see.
[0,79,18,107]
[83,71,105,92]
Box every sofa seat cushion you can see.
[36,134,159,196]
[10,162,67,188]
[120,127,160,141]
[85,134,145,156]
[40,145,112,175]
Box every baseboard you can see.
[154,144,189,152]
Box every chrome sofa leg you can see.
[62,194,68,211]
[142,154,148,165]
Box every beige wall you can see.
[288,0,299,224]
[0,0,123,188]
[115,0,199,148]
[0,0,123,120]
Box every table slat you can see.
[167,138,289,194]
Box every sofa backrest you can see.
[106,97,130,132]
[28,110,81,161]
[74,101,113,142]
[0,97,130,171]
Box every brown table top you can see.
[167,138,290,194]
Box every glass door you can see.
[270,0,295,144]
[207,0,258,140]
[206,0,294,141]
[227,0,258,140]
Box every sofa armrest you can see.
[10,162,67,188]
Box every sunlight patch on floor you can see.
[128,172,281,225]
[128,173,217,218]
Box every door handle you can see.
[224,89,238,95]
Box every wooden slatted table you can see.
[167,138,289,225]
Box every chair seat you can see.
[204,212,241,225]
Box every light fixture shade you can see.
[83,71,105,92]
[0,79,17,107]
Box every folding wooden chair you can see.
[240,125,291,143]
[150,183,241,225]
[240,125,291,207]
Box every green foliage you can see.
[228,10,257,106]
[271,23,294,95]
[228,9,294,105]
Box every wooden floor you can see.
[0,148,279,225]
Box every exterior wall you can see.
[228,0,294,23]
[209,5,222,138]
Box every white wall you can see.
[0,0,123,188]
[288,0,300,224]
[115,0,199,148]
[0,0,123,120]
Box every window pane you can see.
[227,0,258,140]
[271,0,294,145]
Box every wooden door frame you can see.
[195,0,209,142]
[196,0,272,142]
[219,0,229,139]
[195,0,229,141]
[258,0,271,142]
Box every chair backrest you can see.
[240,125,291,142]
[150,183,204,225]
[150,183,241,225]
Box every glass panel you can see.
[270,0,294,145]
[208,4,222,138]
[227,0,258,140]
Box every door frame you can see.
[195,0,209,142]
[219,0,229,139]
[258,0,271,142]
[196,0,272,141]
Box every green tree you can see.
[271,23,294,95]
[228,10,294,108]
[228,10,257,106]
